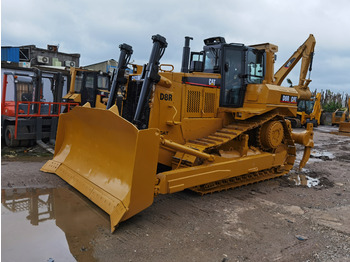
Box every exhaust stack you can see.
[181,36,193,73]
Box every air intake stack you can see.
[181,36,193,73]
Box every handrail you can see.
[14,101,78,139]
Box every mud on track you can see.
[1,126,350,262]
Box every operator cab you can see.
[297,99,315,115]
[190,37,265,108]
[73,70,110,107]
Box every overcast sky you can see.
[1,0,349,94]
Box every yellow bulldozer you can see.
[63,44,142,109]
[42,34,314,232]
[63,67,111,108]
[337,98,350,134]
[331,98,349,126]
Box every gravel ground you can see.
[1,126,350,262]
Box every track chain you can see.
[173,112,296,194]
[190,167,286,195]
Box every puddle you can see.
[1,187,109,262]
[294,147,335,163]
[284,169,334,188]
[310,150,335,161]
[288,174,320,188]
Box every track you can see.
[171,111,296,194]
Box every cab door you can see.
[81,72,98,107]
[220,45,245,108]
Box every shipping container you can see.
[1,47,20,62]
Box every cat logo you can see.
[209,79,216,86]
[280,94,297,104]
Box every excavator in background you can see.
[42,34,315,232]
[273,34,321,127]
[296,92,322,127]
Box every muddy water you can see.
[288,173,320,187]
[1,187,109,262]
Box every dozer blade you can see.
[41,106,160,232]
[339,122,350,133]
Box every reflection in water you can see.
[1,187,109,262]
[310,150,335,160]
[288,174,320,187]
[2,188,54,226]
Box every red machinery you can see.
[1,69,77,150]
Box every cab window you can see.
[247,49,264,84]
[97,75,110,90]
[74,71,84,93]
[204,48,220,73]
[85,74,95,89]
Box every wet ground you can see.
[1,125,350,262]
[1,187,109,262]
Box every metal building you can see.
[83,59,117,73]
[1,44,80,68]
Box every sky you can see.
[1,0,350,94]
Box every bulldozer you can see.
[337,98,350,134]
[331,99,349,126]
[63,67,111,108]
[63,50,143,110]
[41,34,314,232]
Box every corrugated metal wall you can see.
[1,47,20,62]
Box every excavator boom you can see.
[274,34,316,100]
